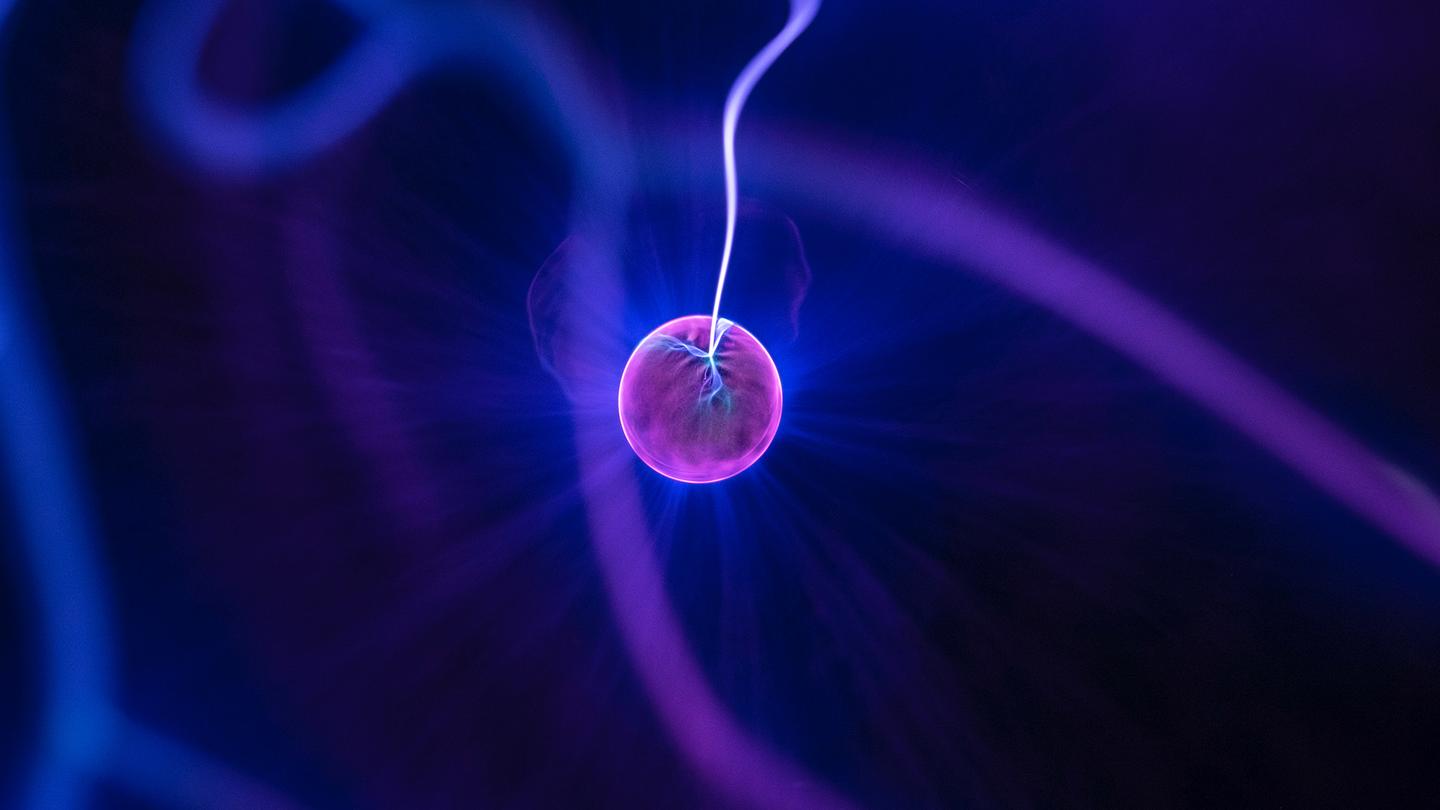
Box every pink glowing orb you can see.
[618,315,783,483]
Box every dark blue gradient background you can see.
[3,1,1440,807]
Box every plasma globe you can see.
[618,315,782,483]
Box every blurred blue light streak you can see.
[129,1,859,807]
[0,0,1414,807]
[0,0,117,802]
[0,0,309,806]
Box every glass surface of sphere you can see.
[618,315,783,483]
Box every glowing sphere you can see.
[618,315,782,483]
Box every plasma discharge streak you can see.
[114,2,1440,809]
[613,0,819,484]
[706,0,821,357]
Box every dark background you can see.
[3,0,1440,807]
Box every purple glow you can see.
[619,315,783,483]
[128,1,1440,806]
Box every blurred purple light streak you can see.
[731,135,1440,567]
[132,1,847,806]
[125,1,1440,808]
[530,238,856,810]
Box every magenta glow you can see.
[618,315,782,483]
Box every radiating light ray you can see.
[707,0,821,356]
[122,2,1440,809]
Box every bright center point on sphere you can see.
[617,315,783,484]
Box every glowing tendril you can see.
[706,0,821,356]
